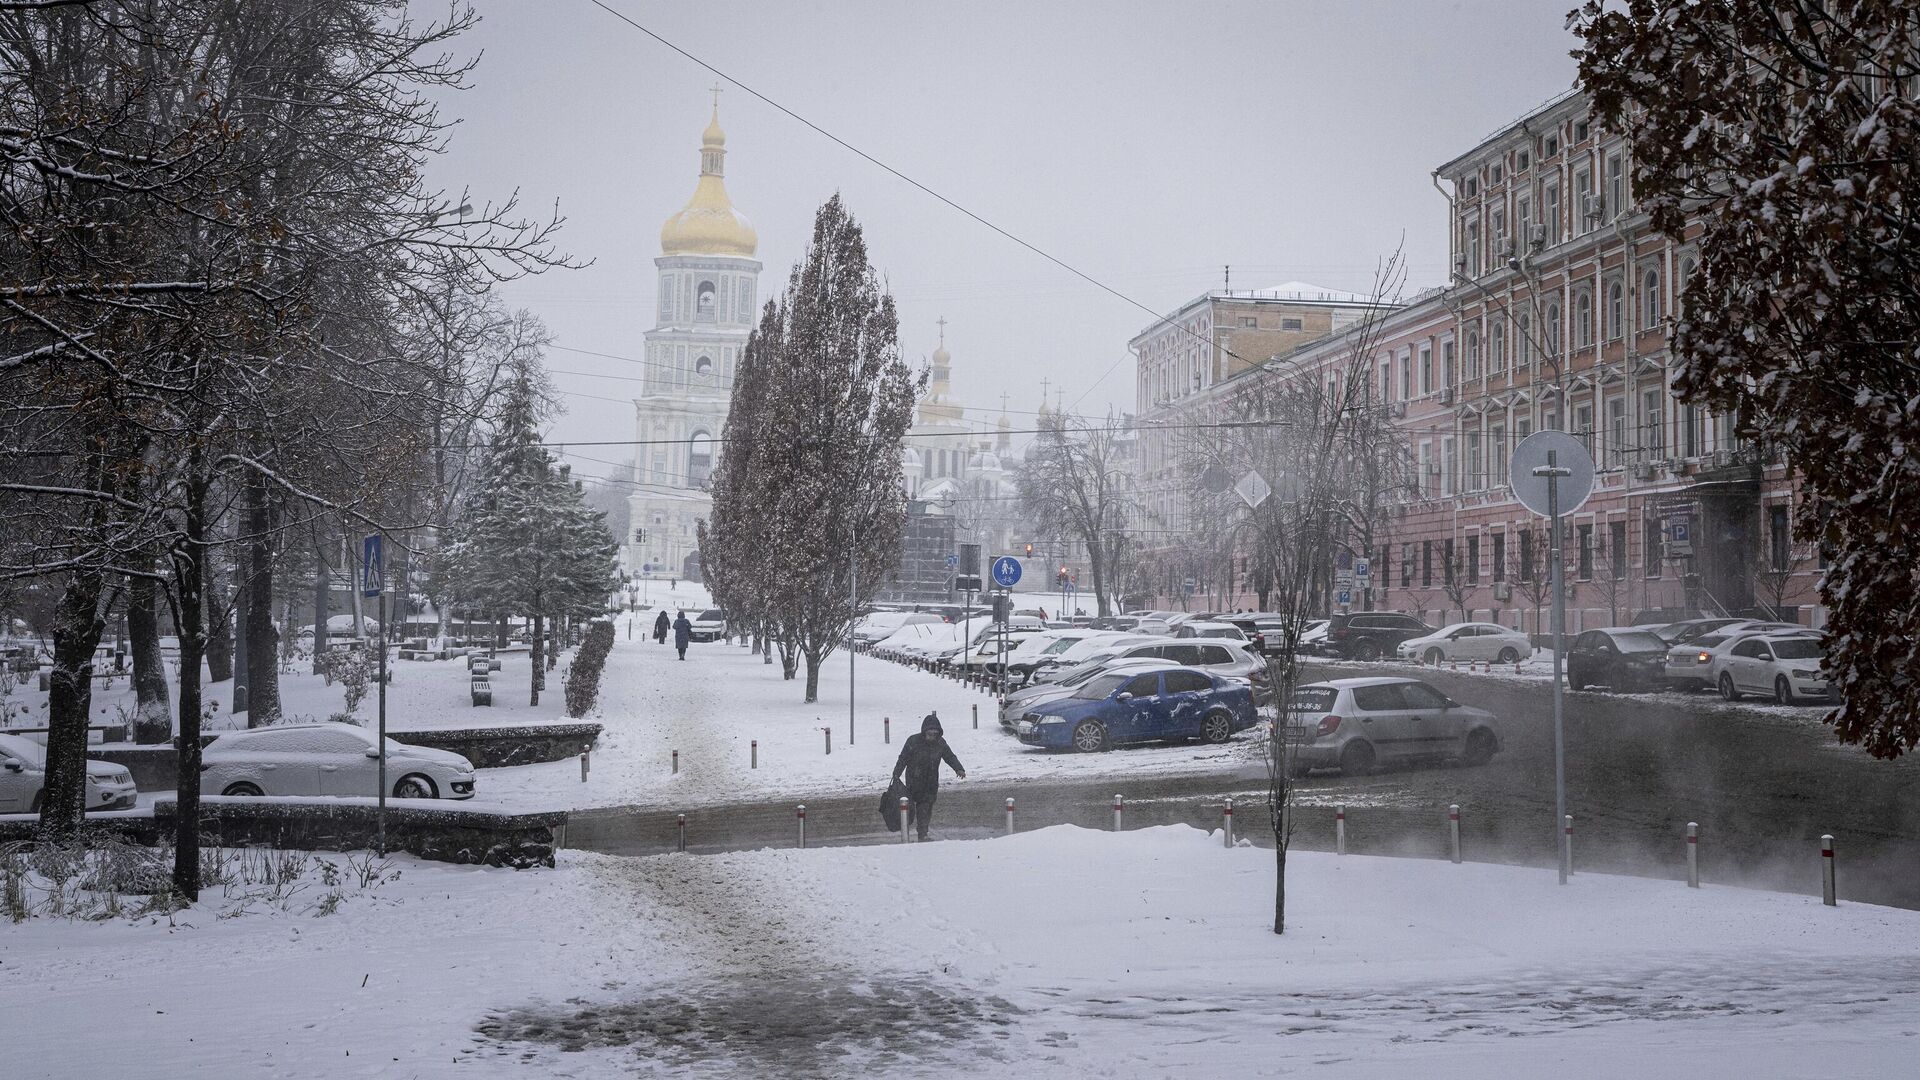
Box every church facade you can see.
[627,103,761,580]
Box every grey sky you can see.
[424,1,1579,475]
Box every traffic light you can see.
[1024,543,1033,558]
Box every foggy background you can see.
[420,1,1580,468]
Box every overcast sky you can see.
[422,1,1580,478]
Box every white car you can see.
[1029,633,1154,681]
[1297,620,1332,650]
[0,733,138,813]
[1708,631,1830,705]
[1173,621,1249,641]
[948,629,1045,670]
[1396,622,1532,665]
[855,610,944,644]
[201,722,477,800]
[687,608,728,643]
[1003,630,1116,680]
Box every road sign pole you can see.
[849,524,856,747]
[1545,453,1568,886]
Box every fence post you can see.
[1223,797,1234,848]
[751,740,757,769]
[672,749,679,775]
[1112,793,1125,831]
[676,813,687,852]
[796,805,807,849]
[1005,797,1015,835]
[1449,804,1461,863]
[1564,815,1575,876]
[1335,804,1347,855]
[899,796,911,843]
[580,746,590,783]
[884,716,891,744]
[972,703,978,729]
[822,726,831,755]
[1686,821,1699,888]
[1821,834,1836,906]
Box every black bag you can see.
[879,779,906,833]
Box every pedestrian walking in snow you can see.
[891,713,966,841]
[654,610,671,645]
[673,612,692,660]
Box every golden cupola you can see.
[660,104,758,258]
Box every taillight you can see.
[1696,651,1711,663]
[1316,714,1343,737]
[1331,627,1350,640]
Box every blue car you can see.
[1014,666,1258,752]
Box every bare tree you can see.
[1016,410,1138,618]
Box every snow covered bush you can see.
[316,647,372,717]
[563,619,615,718]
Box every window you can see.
[1577,524,1594,579]
[1490,321,1506,374]
[1464,175,1479,197]
[1441,342,1454,387]
[1465,329,1481,381]
[1606,153,1625,218]
[1163,671,1212,694]
[1444,538,1457,583]
[1574,168,1593,232]
[1490,423,1507,487]
[1422,346,1435,393]
[1544,134,1560,157]
[1467,535,1481,584]
[1352,684,1404,712]
[1401,682,1451,710]
[1122,673,1162,698]
[1575,290,1595,347]
[1678,256,1697,312]
[1401,543,1414,587]
[1574,119,1590,142]
[1607,279,1625,340]
[1610,520,1628,579]
[1770,504,1792,570]
[1544,182,1561,244]
[694,355,714,379]
[1282,317,1303,331]
[1641,268,1661,329]
[1467,430,1483,490]
[1423,540,1434,587]
[1516,313,1532,366]
[1490,163,1504,184]
[1240,316,1257,328]
[1519,529,1535,581]
[1640,388,1664,458]
[1682,401,1701,457]
[1545,302,1561,359]
[1644,517,1663,577]
[1543,406,1561,431]
[1492,533,1507,582]
[1606,395,1628,467]
[1467,220,1481,271]
[1400,353,1413,400]
[1517,196,1531,244]
[1380,358,1392,403]
[1443,438,1457,496]
[688,431,714,486]
[696,280,717,320]
[1492,208,1506,251]
[1517,148,1531,170]
[1575,403,1595,457]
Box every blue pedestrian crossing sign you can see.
[946,552,959,570]
[361,534,384,598]
[991,556,1023,589]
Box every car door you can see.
[1158,670,1215,738]
[0,739,40,812]
[1348,683,1411,761]
[314,728,379,796]
[1568,632,1600,684]
[1398,681,1465,754]
[234,730,320,795]
[1729,639,1769,694]
[1110,672,1164,743]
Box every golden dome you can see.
[660,105,757,257]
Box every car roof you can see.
[1182,621,1239,631]
[1300,676,1424,689]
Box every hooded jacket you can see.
[891,714,964,799]
[672,613,692,647]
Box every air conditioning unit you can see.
[1495,236,1515,259]
[1528,223,1547,248]
[1453,252,1468,274]
[1583,194,1605,220]
[1492,582,1512,601]
[1388,402,1407,418]
[1632,462,1656,481]
[1438,388,1455,405]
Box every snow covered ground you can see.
[4,824,1913,1078]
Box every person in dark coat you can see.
[891,713,966,840]
[653,610,671,645]
[672,612,692,660]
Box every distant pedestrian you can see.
[673,612,692,660]
[891,713,966,841]
[654,610,671,645]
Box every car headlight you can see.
[1791,669,1821,679]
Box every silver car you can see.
[1283,677,1500,776]
[201,722,477,800]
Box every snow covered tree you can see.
[1576,0,1920,757]
[1018,411,1136,617]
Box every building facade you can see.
[627,104,761,580]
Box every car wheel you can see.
[1200,710,1233,744]
[28,791,42,813]
[1071,720,1110,754]
[1719,673,1742,702]
[1354,640,1381,661]
[1774,676,1795,706]
[394,774,437,799]
[1339,740,1376,776]
[1461,728,1497,766]
[1286,761,1312,780]
[1568,667,1585,691]
[1424,647,1445,666]
[222,781,264,797]
[1496,647,1521,664]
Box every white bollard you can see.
[1449,804,1461,864]
[672,749,679,775]
[1564,814,1575,877]
[1686,821,1699,888]
[1223,797,1234,848]
[676,813,687,852]
[899,796,911,844]
[797,804,807,849]
[751,740,757,769]
[1005,797,1015,835]
[1822,834,1836,906]
[884,716,891,744]
[1335,804,1347,855]
[1112,794,1125,831]
[580,747,590,783]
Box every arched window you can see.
[1490,322,1506,373]
[1545,302,1561,360]
[1465,329,1481,380]
[688,431,714,487]
[696,281,717,321]
[1607,280,1625,340]
[1517,312,1532,366]
[694,355,714,380]
[1642,268,1661,328]
[1575,290,1594,348]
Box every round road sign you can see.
[1509,430,1595,517]
[991,556,1023,589]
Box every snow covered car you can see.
[1282,678,1500,776]
[1015,667,1256,752]
[687,609,728,643]
[1395,622,1532,665]
[1172,621,1250,642]
[0,733,138,813]
[1708,631,1830,704]
[1002,629,1119,682]
[854,610,944,645]
[200,722,476,800]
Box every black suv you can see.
[1318,612,1432,661]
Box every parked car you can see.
[1281,677,1500,776]
[1028,633,1157,681]
[855,610,944,645]
[1014,666,1257,752]
[1296,619,1332,651]
[1709,631,1831,704]
[1646,617,1745,645]
[687,609,728,643]
[1316,612,1433,661]
[0,733,137,813]
[1003,630,1118,681]
[947,629,1045,671]
[200,722,476,800]
[1566,628,1671,691]
[1663,631,1740,689]
[1173,621,1249,642]
[999,657,1176,729]
[1395,622,1532,665]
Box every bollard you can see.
[672,749,679,775]
[1112,793,1125,831]
[797,804,807,849]
[1686,821,1699,888]
[822,726,832,755]
[884,716,891,744]
[1005,797,1016,835]
[1564,815,1575,877]
[676,813,687,852]
[1335,804,1347,855]
[1821,834,1836,906]
[899,796,911,843]
[972,703,978,729]
[751,740,758,769]
[580,747,590,783]
[1223,797,1235,848]
[1448,804,1461,864]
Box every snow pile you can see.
[3,825,1915,1077]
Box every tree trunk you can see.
[172,463,209,901]
[1089,547,1110,618]
[243,475,280,725]
[529,609,543,706]
[40,570,109,836]
[802,648,822,703]
[312,527,329,674]
[128,573,172,744]
[204,554,233,683]
[1272,842,1287,935]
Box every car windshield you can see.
[1287,687,1338,714]
[0,733,45,766]
[1771,638,1823,660]
[1613,631,1669,653]
[698,610,722,620]
[1074,673,1131,699]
